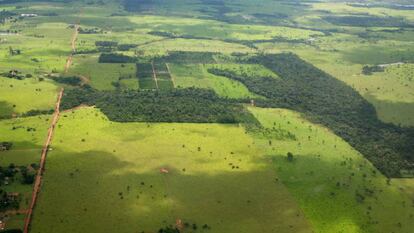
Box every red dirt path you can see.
[23,88,64,233]
[64,24,79,73]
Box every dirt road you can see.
[64,24,79,73]
[165,63,176,88]
[23,88,64,233]
[151,61,159,89]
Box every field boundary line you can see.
[165,63,176,88]
[23,88,64,233]
[151,61,159,90]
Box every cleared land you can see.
[30,107,311,233]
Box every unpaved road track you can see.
[165,63,176,88]
[151,61,160,89]
[64,24,79,73]
[23,88,64,233]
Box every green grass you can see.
[0,114,51,165]
[138,78,157,90]
[0,77,58,115]
[0,22,73,74]
[207,64,279,79]
[169,63,262,99]
[69,55,136,90]
[248,107,414,233]
[31,107,311,233]
[119,78,139,90]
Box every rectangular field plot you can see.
[138,78,157,90]
[119,78,139,90]
[153,63,169,73]
[157,80,174,90]
[30,107,311,233]
[136,63,156,89]
[136,63,153,75]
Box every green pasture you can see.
[30,107,311,233]
[249,107,414,233]
[169,63,261,99]
[0,22,73,74]
[69,55,136,90]
[0,77,58,115]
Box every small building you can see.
[20,14,38,17]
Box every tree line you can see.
[61,87,257,124]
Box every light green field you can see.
[0,77,58,115]
[31,107,311,233]
[139,38,254,55]
[127,15,323,41]
[249,107,414,233]
[0,114,50,166]
[0,22,72,74]
[169,63,261,99]
[69,55,136,90]
[207,63,279,79]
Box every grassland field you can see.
[0,0,413,232]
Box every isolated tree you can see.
[287,152,294,162]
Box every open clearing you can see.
[30,107,311,233]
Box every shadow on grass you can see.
[31,150,311,233]
[269,153,414,233]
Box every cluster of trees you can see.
[95,41,118,52]
[0,9,15,24]
[53,76,83,86]
[323,15,413,28]
[0,142,12,151]
[61,87,257,124]
[79,27,102,34]
[22,109,54,117]
[1,69,25,80]
[98,53,135,63]
[8,47,21,56]
[362,65,385,75]
[158,226,180,233]
[95,41,138,52]
[209,53,414,177]
[0,163,37,185]
[0,189,19,211]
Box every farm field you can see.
[0,0,413,232]
[0,77,58,117]
[69,55,136,91]
[30,107,311,233]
